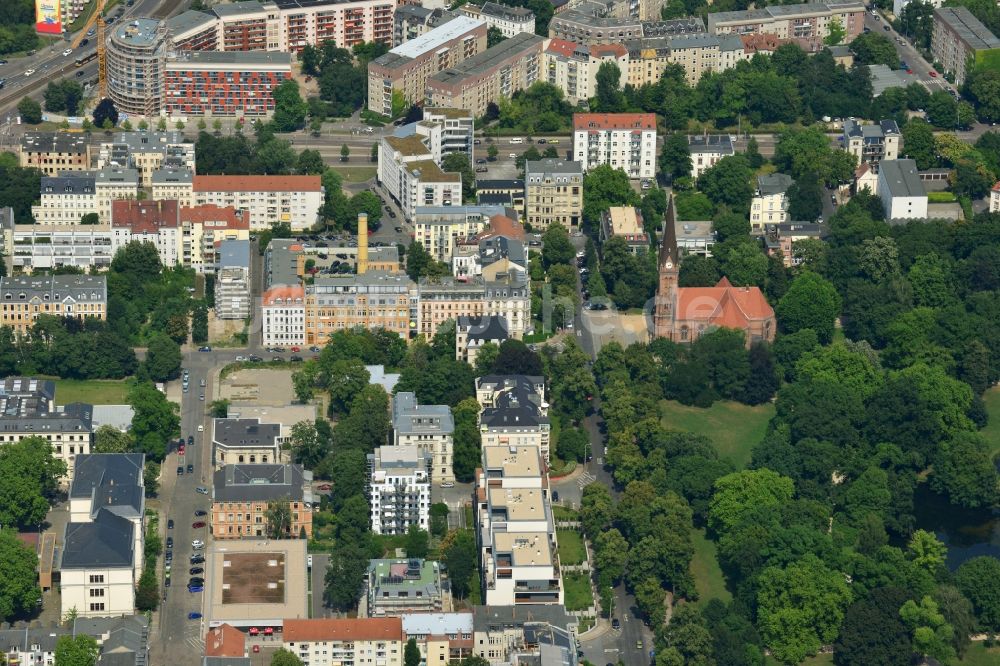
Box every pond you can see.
[913,484,1000,570]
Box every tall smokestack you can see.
[357,212,369,274]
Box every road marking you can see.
[578,472,596,488]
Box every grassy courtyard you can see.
[981,388,1000,454]
[563,572,593,611]
[51,378,131,405]
[690,527,731,607]
[557,530,586,566]
[660,399,774,468]
[327,165,377,183]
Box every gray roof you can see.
[91,405,135,432]
[40,173,96,195]
[95,167,139,185]
[61,510,135,569]
[111,18,165,47]
[392,392,454,436]
[481,1,534,20]
[212,0,268,17]
[98,616,150,666]
[368,558,442,600]
[867,64,919,96]
[479,379,548,430]
[525,158,583,179]
[0,376,94,435]
[687,134,734,154]
[934,6,1000,50]
[219,239,251,268]
[413,204,510,220]
[477,374,545,395]
[265,239,300,288]
[165,9,216,35]
[476,179,524,190]
[477,193,513,206]
[480,236,526,267]
[367,365,401,394]
[167,50,292,66]
[212,464,310,502]
[843,118,900,139]
[104,131,188,154]
[0,207,12,230]
[204,659,252,666]
[70,453,145,518]
[0,275,107,304]
[378,15,484,63]
[879,159,925,198]
[395,4,433,20]
[757,173,794,195]
[472,604,576,633]
[21,131,89,155]
[151,167,193,185]
[429,32,544,86]
[401,612,473,636]
[458,314,510,343]
[0,627,62,655]
[212,418,281,449]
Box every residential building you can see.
[98,131,195,188]
[572,113,656,179]
[707,1,866,51]
[472,606,576,666]
[478,376,551,460]
[750,173,794,231]
[893,0,943,22]
[763,222,825,267]
[991,182,1000,213]
[688,134,735,179]
[411,205,509,262]
[524,159,583,231]
[478,443,544,489]
[456,314,510,365]
[842,119,900,171]
[368,445,431,535]
[305,272,419,343]
[180,204,252,272]
[192,175,323,230]
[426,33,546,117]
[931,6,1000,85]
[378,132,463,221]
[401,613,474,666]
[419,274,532,339]
[95,168,140,224]
[654,197,776,346]
[215,240,252,320]
[367,558,444,616]
[30,173,97,226]
[0,276,107,336]
[211,463,313,539]
[877,158,927,221]
[674,219,716,257]
[0,616,149,666]
[462,2,536,38]
[224,405,314,446]
[599,206,649,254]
[393,6,460,47]
[392,392,455,482]
[152,168,194,208]
[204,623,247,660]
[453,232,527,279]
[548,10,704,45]
[423,108,476,163]
[18,132,92,176]
[212,418,282,469]
[111,199,183,268]
[367,16,487,116]
[163,51,292,117]
[262,284,306,347]
[476,180,525,211]
[0,223,115,274]
[281,618,405,666]
[106,18,170,116]
[854,162,880,196]
[166,9,220,50]
[542,39,602,105]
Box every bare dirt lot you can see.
[222,552,286,605]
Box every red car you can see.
[906,69,913,74]
[929,70,937,77]
[192,521,206,529]
[317,483,332,491]
[290,346,301,352]
[178,444,185,455]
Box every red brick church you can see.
[653,198,776,346]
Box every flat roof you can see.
[493,531,553,566]
[207,539,308,627]
[166,9,217,35]
[212,0,269,17]
[879,159,925,198]
[167,50,292,67]
[934,6,1000,50]
[385,134,432,158]
[408,159,461,184]
[687,133,734,153]
[483,444,542,477]
[112,18,165,47]
[429,32,544,85]
[387,15,483,60]
[605,206,643,236]
[401,613,473,636]
[488,487,547,521]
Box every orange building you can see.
[211,464,313,540]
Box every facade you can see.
[0,616,149,666]
[524,159,583,231]
[476,180,525,211]
[30,173,97,226]
[425,33,546,117]
[367,16,487,116]
[392,392,455,483]
[842,119,900,171]
[688,134,735,180]
[471,606,576,666]
[477,375,550,460]
[367,558,444,616]
[368,446,431,536]
[98,131,195,188]
[282,618,404,666]
[599,206,648,254]
[542,39,624,105]
[991,182,1000,213]
[463,2,536,38]
[212,418,282,469]
[106,18,170,116]
[211,463,313,539]
[750,173,794,231]
[423,108,476,163]
[931,6,1000,85]
[572,113,657,179]
[262,284,306,347]
[0,276,107,336]
[707,1,865,50]
[18,132,92,177]
[763,222,824,267]
[163,51,292,117]
[305,273,419,344]
[456,314,510,365]
[180,204,252,272]
[166,9,221,50]
[418,274,531,340]
[192,175,323,230]
[95,168,141,224]
[654,197,776,346]
[215,240,252,320]
[877,159,927,221]
[0,224,114,274]
[411,205,508,262]
[548,10,704,45]
[152,168,194,208]
[393,6,460,46]
[401,613,474,666]
[111,199,182,268]
[377,126,465,222]
[675,219,716,257]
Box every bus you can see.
[75,52,97,67]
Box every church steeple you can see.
[653,196,679,339]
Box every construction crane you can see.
[70,0,107,98]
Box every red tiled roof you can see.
[205,623,245,657]
[574,113,657,131]
[180,204,250,230]
[111,199,180,233]
[193,175,322,193]
[283,618,403,643]
[992,181,1000,192]
[676,277,774,325]
[262,284,305,306]
[545,38,577,58]
[590,43,627,58]
[481,214,526,241]
[740,33,780,53]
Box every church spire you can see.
[653,196,679,339]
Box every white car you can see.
[24,69,35,77]
[62,48,72,56]
[235,355,246,361]
[440,481,455,488]
[192,540,205,549]
[197,424,204,432]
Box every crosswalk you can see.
[184,623,205,652]
[577,471,596,488]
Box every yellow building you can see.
[304,273,419,344]
[0,275,107,335]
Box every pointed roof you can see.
[205,624,246,658]
[659,195,679,268]
[675,279,774,325]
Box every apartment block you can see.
[763,222,824,267]
[367,16,487,116]
[98,131,195,189]
[478,442,544,489]
[0,223,114,274]
[750,173,794,231]
[471,606,576,665]
[878,159,927,221]
[111,199,183,268]
[0,276,107,336]
[18,132,92,176]
[392,392,455,483]
[456,314,510,366]
[524,159,583,231]
[393,5,460,47]
[688,134,735,180]
[0,617,149,666]
[931,6,1000,85]
[572,113,657,179]
[423,107,476,163]
[152,168,194,208]
[411,204,510,262]
[548,10,704,46]
[425,33,546,117]
[304,273,419,344]
[418,274,532,340]
[215,240,252,320]
[842,119,900,171]
[367,558,444,616]
[180,204,252,272]
[462,2,536,38]
[282,618,404,666]
[192,175,323,230]
[262,284,306,347]
[542,39,628,104]
[166,9,220,50]
[401,613,474,666]
[212,418,282,469]
[211,463,313,539]
[477,375,551,460]
[600,206,649,254]
[30,173,97,226]
[368,446,431,536]
[707,1,865,50]
[164,51,292,117]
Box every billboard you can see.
[35,0,62,35]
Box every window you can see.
[89,574,105,584]
[89,603,105,612]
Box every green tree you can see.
[824,16,846,45]
[325,542,368,611]
[404,638,421,666]
[0,529,41,621]
[849,32,899,66]
[323,358,370,415]
[907,529,947,577]
[582,165,639,228]
[930,431,999,509]
[93,98,118,127]
[144,333,182,380]
[696,155,754,210]
[541,222,575,268]
[270,648,304,666]
[135,566,159,611]
[442,530,477,598]
[191,303,208,344]
[297,149,326,175]
[966,69,1000,123]
[430,503,450,538]
[144,461,159,498]
[17,96,42,124]
[452,398,482,482]
[902,118,936,169]
[557,427,589,462]
[900,596,957,664]
[956,556,1000,631]
[486,25,506,47]
[659,133,693,181]
[272,79,308,131]
[487,143,499,161]
[0,437,66,530]
[265,499,293,538]
[776,271,842,343]
[593,61,625,112]
[775,126,856,183]
[54,634,99,666]
[787,171,823,221]
[833,587,912,666]
[94,424,132,453]
[340,144,350,162]
[128,381,180,462]
[593,528,628,585]
[709,469,795,535]
[405,525,430,558]
[443,152,477,203]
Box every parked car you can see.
[198,346,211,352]
[192,540,205,549]
[929,70,937,77]
[62,48,72,56]
[194,510,208,517]
[188,586,204,593]
[177,466,184,476]
[290,355,303,362]
[309,346,320,352]
[166,537,174,549]
[190,554,205,564]
[190,567,204,575]
[612,618,621,630]
[192,522,206,529]
[178,444,185,455]
[196,486,209,495]
[168,519,174,529]
[197,425,204,432]
[186,464,193,473]
[476,166,488,173]
[440,481,455,488]
[188,612,202,620]
[189,578,205,586]
[290,346,301,352]
[187,435,194,444]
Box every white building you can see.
[991,182,1000,213]
[750,173,794,232]
[478,443,544,490]
[98,131,195,188]
[543,40,628,105]
[30,173,97,226]
[95,168,140,224]
[211,418,282,470]
[192,175,323,231]
[392,392,454,483]
[151,168,194,208]
[110,199,183,268]
[411,205,509,262]
[572,113,657,180]
[842,119,900,171]
[368,445,431,536]
[215,240,252,320]
[423,107,476,163]
[476,375,551,461]
[688,134,735,180]
[1,224,115,274]
[282,618,405,666]
[262,284,306,347]
[878,159,927,221]
[378,129,463,222]
[464,2,535,37]
[456,314,510,366]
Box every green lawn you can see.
[326,165,377,183]
[552,505,580,522]
[563,572,593,611]
[557,530,586,566]
[959,643,1000,665]
[765,654,832,666]
[981,388,1000,454]
[660,399,774,468]
[51,378,130,404]
[690,527,730,607]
